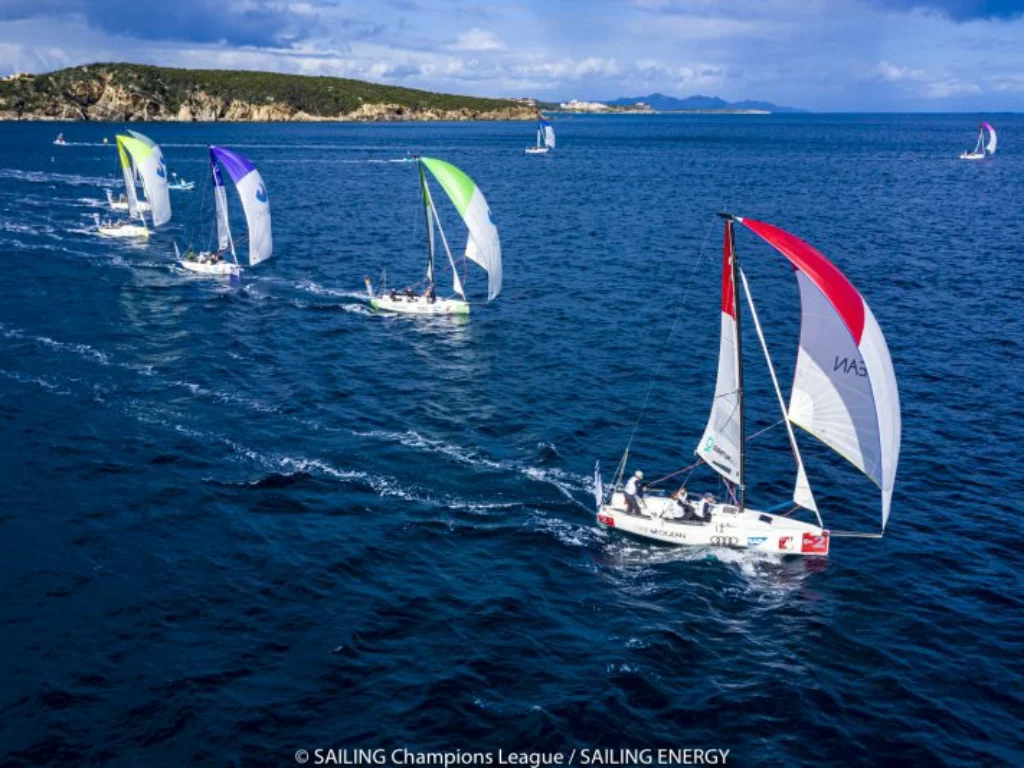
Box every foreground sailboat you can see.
[525,118,555,155]
[960,122,997,161]
[177,147,272,276]
[96,132,171,239]
[596,214,901,556]
[365,157,501,315]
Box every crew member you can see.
[624,470,644,516]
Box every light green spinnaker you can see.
[115,133,171,227]
[421,157,502,301]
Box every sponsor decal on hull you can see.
[778,536,797,552]
[747,536,767,547]
[597,513,615,527]
[801,531,830,554]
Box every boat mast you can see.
[418,159,435,291]
[719,212,745,509]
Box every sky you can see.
[0,0,1022,111]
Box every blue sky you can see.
[1,0,1022,110]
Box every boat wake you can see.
[294,280,365,299]
[0,168,113,187]
[353,428,593,506]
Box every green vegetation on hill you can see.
[0,62,534,120]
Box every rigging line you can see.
[618,212,719,458]
[747,418,785,442]
[647,460,702,487]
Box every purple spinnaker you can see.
[210,146,256,184]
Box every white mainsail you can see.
[543,122,556,149]
[117,138,141,220]
[211,159,233,255]
[696,220,743,485]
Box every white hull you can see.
[109,199,152,213]
[598,492,830,556]
[959,152,986,161]
[370,294,469,316]
[525,146,549,155]
[97,223,149,239]
[179,258,240,276]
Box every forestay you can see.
[116,133,171,226]
[696,221,743,485]
[210,146,272,266]
[421,157,502,301]
[739,218,901,530]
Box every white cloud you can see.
[447,27,504,52]
[877,61,926,82]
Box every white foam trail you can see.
[530,514,607,548]
[169,380,278,413]
[353,428,592,504]
[295,280,364,299]
[0,168,113,187]
[0,368,69,394]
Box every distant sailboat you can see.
[178,146,272,276]
[365,157,501,315]
[107,129,162,213]
[96,132,171,239]
[596,214,901,556]
[525,118,555,154]
[168,172,195,191]
[960,122,997,161]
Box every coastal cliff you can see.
[0,63,539,122]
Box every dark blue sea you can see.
[1,115,1022,767]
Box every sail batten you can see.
[737,217,901,530]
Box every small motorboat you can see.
[168,172,195,191]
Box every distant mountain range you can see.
[603,93,807,113]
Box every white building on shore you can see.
[558,99,610,112]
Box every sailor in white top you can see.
[624,470,644,516]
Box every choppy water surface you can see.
[1,116,1022,766]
